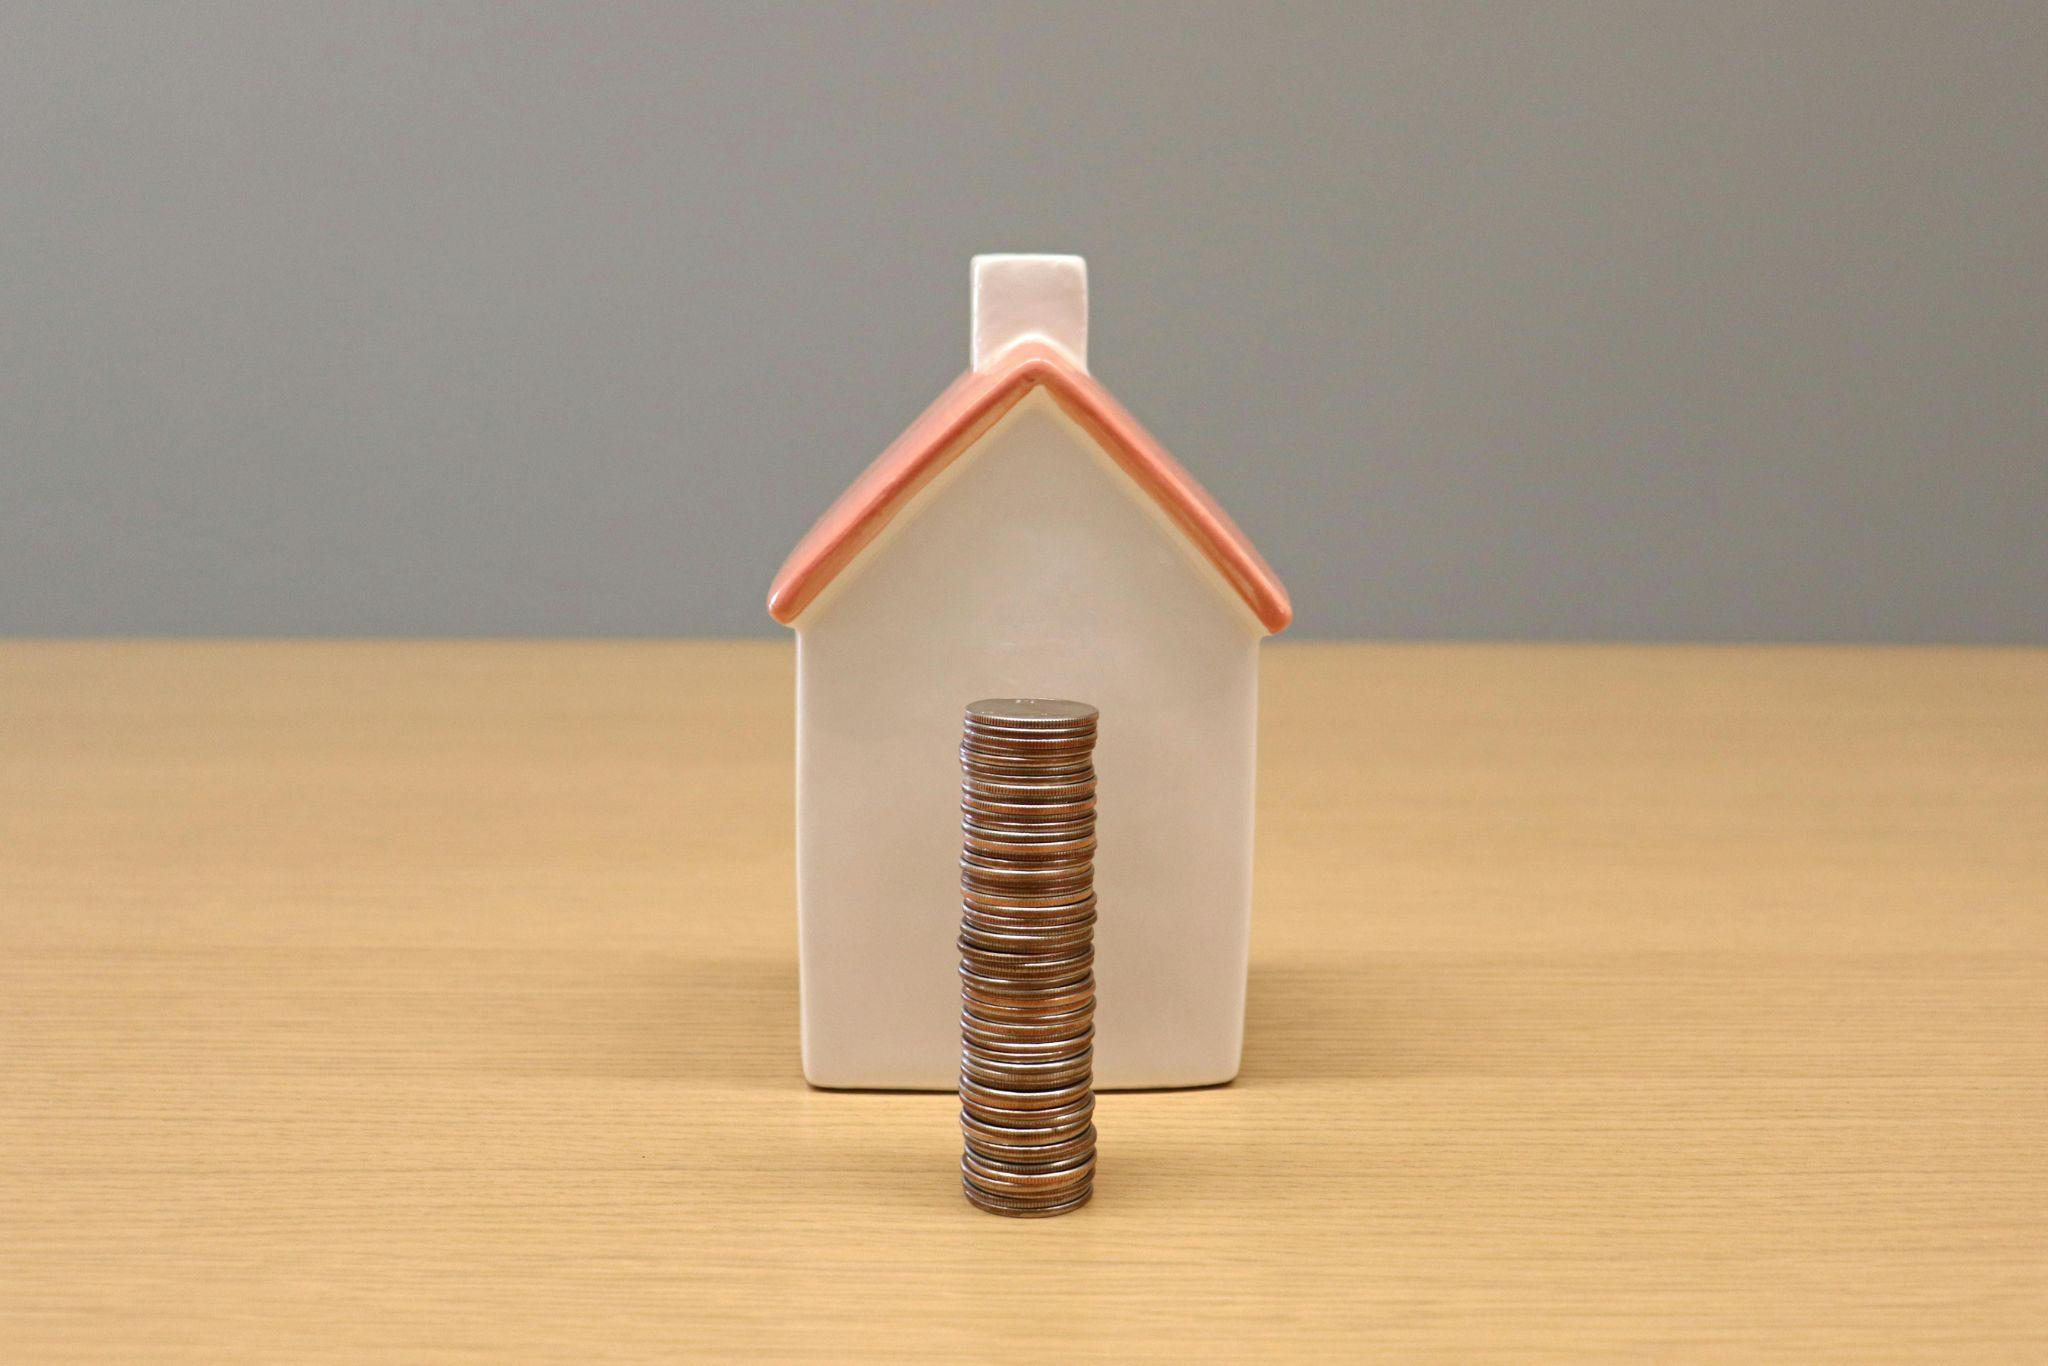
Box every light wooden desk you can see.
[3,642,2044,1360]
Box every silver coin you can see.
[960,872,1094,896]
[961,796,1098,823]
[962,933,1105,966]
[960,930,1097,960]
[958,965,1093,996]
[961,1142,1096,1179]
[959,925,1096,956]
[961,1096,1095,1133]
[960,859,1093,877]
[961,716,1095,738]
[959,899,1098,924]
[961,1027,1095,1057]
[960,883,1102,910]
[962,1031,1093,1055]
[961,812,1095,836]
[961,1087,1094,1127]
[960,764,1094,784]
[960,809,1096,832]
[960,960,1094,986]
[962,999,1105,1032]
[960,747,1094,769]
[960,901,1097,930]
[957,935,1093,957]
[965,1129,1096,1169]
[957,932,1093,959]
[962,770,1096,792]
[961,1039,1092,1070]
[961,993,1094,1023]
[964,1044,1094,1073]
[961,884,1094,909]
[962,1111,1097,1152]
[958,964,1094,995]
[961,746,1094,767]
[959,1072,1093,1109]
[960,1103,1095,1144]
[960,736,1097,759]
[963,733,1094,754]
[959,903,1098,928]
[964,771,1093,788]
[960,753,1097,778]
[961,748,1097,772]
[961,872,1095,899]
[961,1024,1094,1058]
[962,1147,1096,1186]
[964,698,1099,727]
[961,1003,1095,1036]
[962,1053,1092,1084]
[960,844,1093,866]
[960,890,1097,914]
[959,1046,1093,1079]
[960,740,1095,762]
[956,1088,1094,1127]
[954,958,1089,987]
[963,1177,1094,1209]
[956,935,1093,963]
[960,994,1095,1025]
[961,784,1099,810]
[961,853,1095,879]
[961,883,1098,911]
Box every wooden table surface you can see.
[3,641,2044,1361]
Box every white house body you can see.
[769,256,1291,1089]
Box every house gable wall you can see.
[794,390,1259,1088]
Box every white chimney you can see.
[971,254,1088,373]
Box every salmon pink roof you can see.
[766,343,1293,633]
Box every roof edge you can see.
[767,345,1292,634]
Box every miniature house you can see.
[768,255,1292,1089]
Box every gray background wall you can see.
[4,2,2043,641]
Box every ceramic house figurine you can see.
[767,255,1292,1089]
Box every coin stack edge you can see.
[957,697,1100,1217]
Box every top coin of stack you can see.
[957,698,1100,1217]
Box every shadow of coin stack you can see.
[957,697,1100,1217]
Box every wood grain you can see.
[2,641,2043,1360]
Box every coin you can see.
[964,1122,1097,1165]
[960,901,1098,927]
[961,988,1096,1023]
[960,1051,1093,1090]
[960,1181,1094,1218]
[959,968,1094,1002]
[964,697,1099,726]
[959,925,1096,956]
[961,1100,1095,1145]
[961,1024,1095,1058]
[961,1002,1094,1034]
[961,1088,1094,1129]
[961,1147,1096,1194]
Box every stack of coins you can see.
[957,697,1100,1217]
